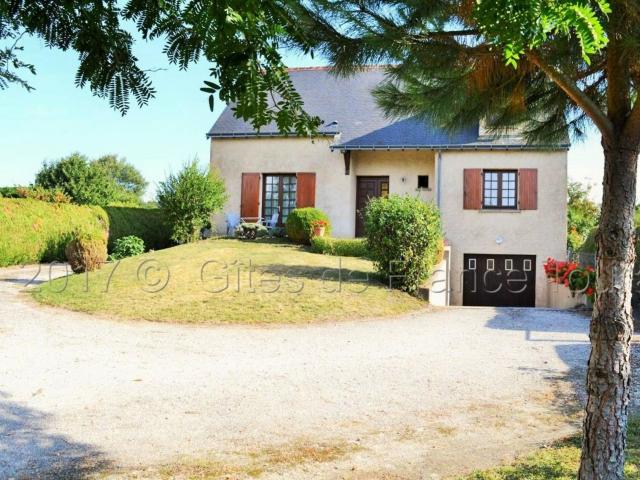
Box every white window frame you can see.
[523,259,532,271]
[505,259,513,271]
[487,258,495,271]
[468,258,476,270]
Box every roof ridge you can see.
[286,66,332,72]
[285,65,386,73]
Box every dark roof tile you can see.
[207,68,568,150]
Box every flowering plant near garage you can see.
[544,258,596,302]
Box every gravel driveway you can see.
[0,265,614,479]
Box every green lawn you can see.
[458,416,640,480]
[33,238,426,324]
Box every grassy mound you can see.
[33,238,426,324]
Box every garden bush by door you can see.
[463,254,536,307]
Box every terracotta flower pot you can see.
[313,226,326,237]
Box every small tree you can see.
[157,161,227,244]
[94,155,148,202]
[567,181,600,252]
[364,195,443,294]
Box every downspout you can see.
[436,150,442,208]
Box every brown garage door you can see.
[463,254,536,307]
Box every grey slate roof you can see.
[207,67,569,150]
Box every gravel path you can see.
[0,265,614,479]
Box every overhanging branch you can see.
[528,50,614,143]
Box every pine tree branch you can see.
[527,50,614,143]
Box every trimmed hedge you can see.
[285,207,331,244]
[0,199,108,266]
[0,199,172,267]
[103,206,172,251]
[310,236,368,258]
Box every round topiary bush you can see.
[110,235,145,260]
[65,231,108,273]
[285,208,331,244]
[364,195,443,294]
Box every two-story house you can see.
[208,67,568,307]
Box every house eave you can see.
[206,131,339,139]
[329,143,571,152]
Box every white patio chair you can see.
[265,212,279,236]
[225,212,242,236]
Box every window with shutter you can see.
[482,170,518,209]
[262,174,297,226]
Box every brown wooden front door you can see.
[355,176,389,237]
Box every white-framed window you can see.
[468,258,476,270]
[523,259,532,271]
[487,258,495,271]
[483,170,518,209]
[505,258,513,271]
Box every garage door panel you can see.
[463,254,536,307]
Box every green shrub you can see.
[0,198,108,267]
[65,230,108,273]
[157,160,228,243]
[310,236,368,257]
[110,235,145,260]
[364,195,443,294]
[0,187,21,198]
[103,206,171,251]
[285,208,331,244]
[235,222,268,239]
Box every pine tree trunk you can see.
[578,142,638,479]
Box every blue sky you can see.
[0,34,608,202]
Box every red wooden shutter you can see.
[463,169,482,209]
[519,169,538,210]
[296,172,316,208]
[240,173,260,220]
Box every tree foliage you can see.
[156,160,227,243]
[35,153,146,206]
[474,0,611,67]
[567,181,600,252]
[94,154,148,198]
[0,0,321,134]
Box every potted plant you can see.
[310,219,328,238]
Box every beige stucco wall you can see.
[210,139,436,237]
[352,150,436,203]
[210,137,356,237]
[439,150,568,307]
